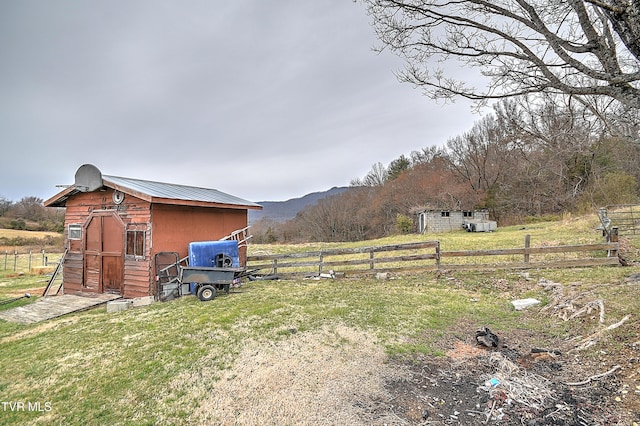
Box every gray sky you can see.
[0,0,479,203]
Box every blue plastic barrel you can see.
[188,240,240,268]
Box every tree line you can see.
[252,95,640,243]
[0,196,64,232]
[250,0,640,243]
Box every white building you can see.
[416,209,496,233]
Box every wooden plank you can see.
[440,243,617,257]
[246,240,617,277]
[247,241,439,261]
[0,294,121,324]
[440,257,620,270]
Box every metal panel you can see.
[103,175,261,208]
[179,266,243,284]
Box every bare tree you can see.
[363,0,640,109]
[445,114,515,194]
[14,196,46,222]
[0,196,12,216]
[351,162,389,187]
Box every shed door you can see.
[84,213,124,294]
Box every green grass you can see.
[248,214,610,274]
[0,278,522,425]
[0,214,638,424]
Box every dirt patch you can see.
[183,320,639,425]
[188,324,406,425]
[383,323,640,425]
[180,276,640,425]
[379,275,640,425]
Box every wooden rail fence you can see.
[246,236,619,278]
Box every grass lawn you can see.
[0,214,639,424]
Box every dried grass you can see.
[182,323,404,425]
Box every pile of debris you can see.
[384,326,629,424]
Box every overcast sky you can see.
[0,0,481,203]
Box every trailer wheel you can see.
[197,285,216,301]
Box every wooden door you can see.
[84,213,124,294]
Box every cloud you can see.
[0,0,481,203]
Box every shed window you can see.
[126,230,145,257]
[441,211,450,217]
[463,211,473,217]
[68,224,82,240]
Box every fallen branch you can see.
[484,400,496,424]
[571,315,631,351]
[563,365,621,386]
[567,300,605,323]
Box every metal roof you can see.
[102,175,261,208]
[44,164,261,209]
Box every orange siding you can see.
[151,204,247,260]
[59,189,249,299]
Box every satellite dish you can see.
[113,191,125,205]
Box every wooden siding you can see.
[62,190,153,298]
[123,258,152,298]
[59,189,250,299]
[62,252,84,294]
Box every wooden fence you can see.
[247,241,440,277]
[246,237,619,278]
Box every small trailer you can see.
[179,265,245,301]
[155,240,246,302]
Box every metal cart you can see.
[155,252,245,301]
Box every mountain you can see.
[249,187,350,224]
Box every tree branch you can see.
[364,0,640,109]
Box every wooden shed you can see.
[44,164,262,299]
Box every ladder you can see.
[42,249,68,297]
[220,226,252,248]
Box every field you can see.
[0,215,639,424]
[0,229,61,240]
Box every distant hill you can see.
[249,187,350,224]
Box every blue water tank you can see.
[188,240,240,268]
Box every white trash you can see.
[511,298,541,310]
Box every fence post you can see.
[273,258,278,275]
[369,251,374,270]
[28,250,32,272]
[319,253,324,275]
[42,249,45,266]
[3,250,7,270]
[609,227,618,258]
[436,241,441,270]
[13,250,17,272]
[524,235,531,263]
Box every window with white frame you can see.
[68,224,82,240]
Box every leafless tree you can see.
[445,114,515,194]
[351,162,389,187]
[363,0,640,109]
[14,196,46,222]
